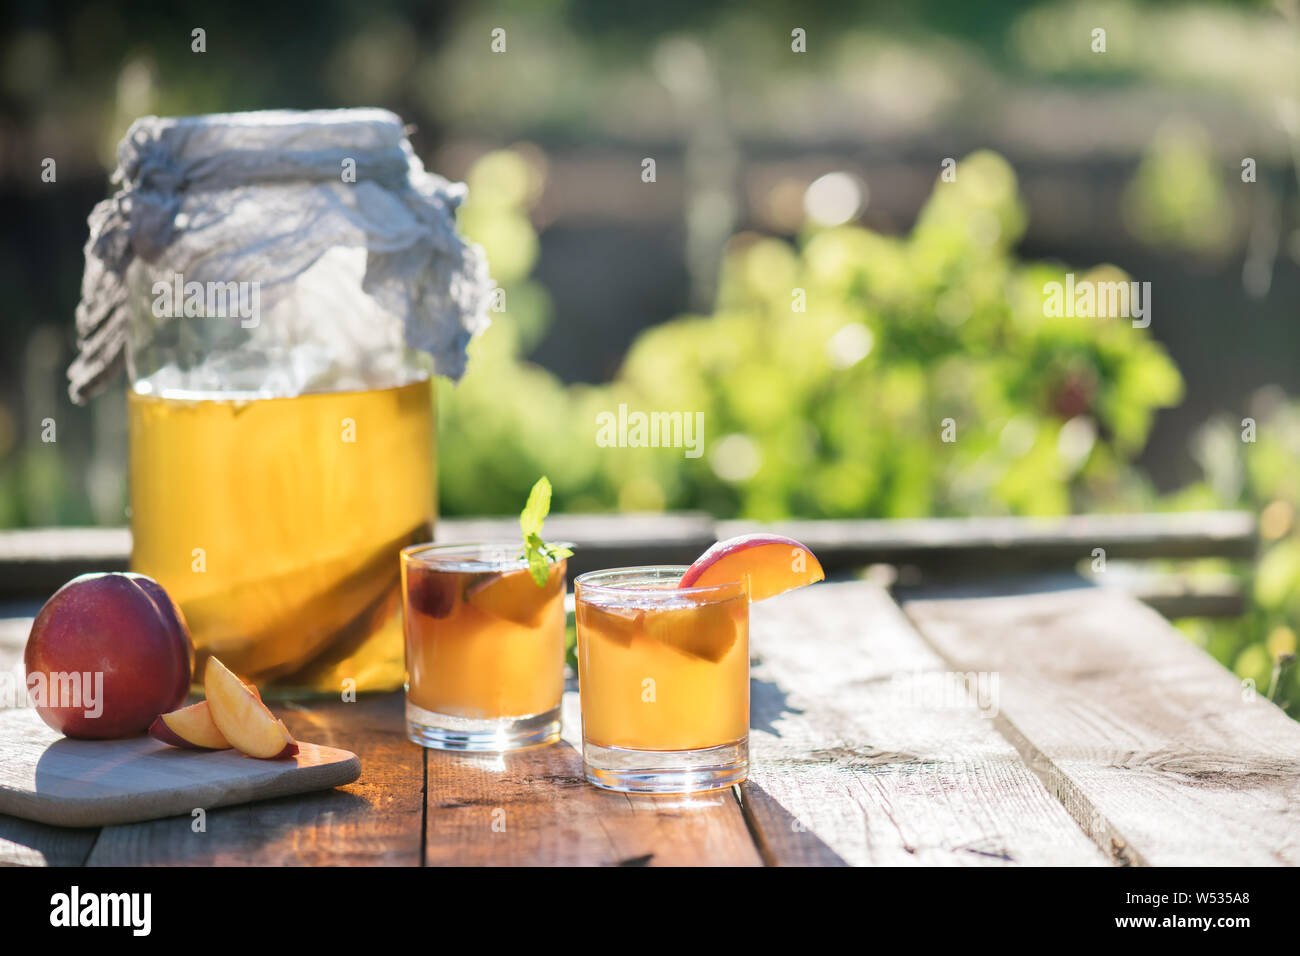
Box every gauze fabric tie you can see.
[69,108,492,403]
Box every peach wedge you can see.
[678,533,825,601]
[466,564,560,626]
[149,700,231,751]
[642,600,742,662]
[203,656,299,759]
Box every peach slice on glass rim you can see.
[678,533,825,600]
[149,700,231,751]
[203,657,299,759]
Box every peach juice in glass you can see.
[575,534,823,793]
[401,542,569,751]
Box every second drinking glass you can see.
[575,567,750,793]
[401,542,569,751]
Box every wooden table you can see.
[3,569,1297,867]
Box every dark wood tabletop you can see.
[3,583,1298,865]
[2,514,1295,866]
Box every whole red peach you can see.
[24,572,194,739]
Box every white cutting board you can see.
[0,706,361,827]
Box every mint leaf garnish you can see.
[520,477,550,538]
[519,477,572,585]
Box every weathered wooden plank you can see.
[1089,566,1247,619]
[0,511,1254,597]
[720,511,1257,576]
[84,693,423,865]
[902,581,1300,866]
[740,581,1105,866]
[422,691,762,866]
[0,606,38,655]
[0,528,130,595]
[0,515,719,596]
[0,815,97,866]
[0,613,99,865]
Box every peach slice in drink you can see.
[407,563,460,619]
[678,533,824,600]
[575,603,643,648]
[466,563,564,626]
[641,600,743,662]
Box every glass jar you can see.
[71,109,491,696]
[127,373,436,695]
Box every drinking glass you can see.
[401,543,568,751]
[575,567,749,793]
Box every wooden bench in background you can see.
[0,510,1258,617]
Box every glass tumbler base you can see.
[406,700,561,752]
[582,739,748,793]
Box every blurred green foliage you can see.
[443,148,1183,521]
[1170,395,1300,714]
[1123,120,1236,256]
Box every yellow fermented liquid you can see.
[402,557,566,720]
[576,590,749,751]
[127,378,436,695]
